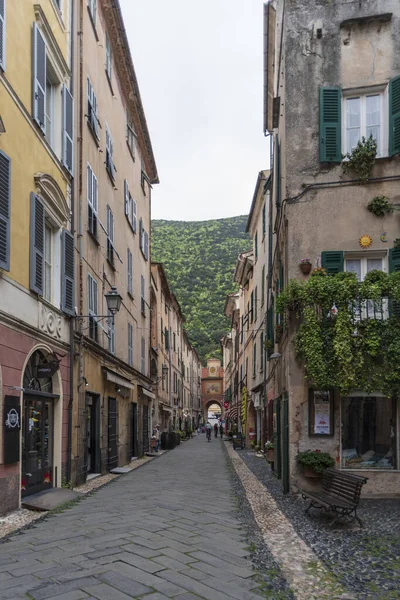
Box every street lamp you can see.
[76,286,122,328]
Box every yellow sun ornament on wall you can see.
[359,235,372,249]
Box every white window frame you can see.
[87,77,100,141]
[105,32,112,81]
[44,221,53,303]
[342,86,388,158]
[105,126,115,181]
[344,251,388,320]
[87,163,98,238]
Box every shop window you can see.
[342,395,396,469]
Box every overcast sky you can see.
[120,0,268,222]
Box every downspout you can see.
[67,0,76,484]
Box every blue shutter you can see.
[319,87,342,162]
[61,229,75,315]
[32,23,46,132]
[30,193,44,294]
[0,0,6,71]
[321,251,344,275]
[389,76,400,157]
[0,151,11,271]
[62,84,74,174]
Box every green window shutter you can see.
[319,87,342,163]
[389,248,400,317]
[389,76,400,157]
[0,150,11,271]
[321,251,344,275]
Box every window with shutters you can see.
[87,163,98,239]
[261,266,265,307]
[139,218,149,260]
[108,309,115,354]
[124,180,137,233]
[141,275,145,315]
[87,78,100,142]
[105,127,116,182]
[253,343,257,378]
[127,248,133,297]
[345,252,388,320]
[127,112,136,160]
[105,32,112,84]
[88,273,98,341]
[141,336,146,374]
[106,206,114,266]
[343,91,387,157]
[128,322,133,366]
[0,0,6,71]
[262,203,266,238]
[260,332,264,372]
[0,151,11,271]
[254,286,258,322]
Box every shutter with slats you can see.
[62,229,75,315]
[0,151,11,271]
[32,23,46,132]
[144,231,149,260]
[30,193,45,294]
[389,76,400,157]
[139,217,143,251]
[319,88,342,162]
[275,135,280,211]
[132,199,137,233]
[62,85,74,174]
[321,251,344,275]
[0,0,6,71]
[389,248,400,317]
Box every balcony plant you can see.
[265,440,275,463]
[297,450,335,478]
[341,135,377,183]
[299,258,312,275]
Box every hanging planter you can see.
[299,259,312,275]
[297,450,335,478]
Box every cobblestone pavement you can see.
[237,450,400,600]
[0,437,270,600]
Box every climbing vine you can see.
[277,269,400,395]
[341,135,377,182]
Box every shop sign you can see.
[223,401,229,409]
[3,396,21,464]
[35,353,62,378]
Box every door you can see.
[282,392,289,494]
[21,397,53,497]
[142,405,149,454]
[108,397,118,470]
[128,403,138,459]
[86,394,100,475]
[274,397,282,479]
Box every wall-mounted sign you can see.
[308,389,334,436]
[35,353,62,378]
[3,396,21,464]
[223,401,229,409]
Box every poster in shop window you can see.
[314,391,331,435]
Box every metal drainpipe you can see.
[66,0,76,484]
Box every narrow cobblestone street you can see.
[0,437,265,600]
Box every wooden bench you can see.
[232,434,244,450]
[301,468,368,527]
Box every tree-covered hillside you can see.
[151,216,251,364]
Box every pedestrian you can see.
[214,423,218,438]
[153,424,161,452]
[219,423,224,438]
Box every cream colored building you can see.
[71,0,159,483]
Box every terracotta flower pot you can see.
[266,448,275,463]
[300,262,312,275]
[303,465,322,478]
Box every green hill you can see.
[151,216,251,364]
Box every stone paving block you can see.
[115,551,167,573]
[45,591,90,600]
[98,569,152,596]
[29,576,101,600]
[83,583,135,600]
[123,543,163,559]
[177,567,209,581]
[157,569,236,600]
[187,551,254,578]
[152,556,196,572]
[9,560,60,577]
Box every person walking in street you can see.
[214,423,218,438]
[219,423,224,438]
[205,422,212,441]
[154,424,161,452]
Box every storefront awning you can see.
[102,368,135,390]
[139,386,156,399]
[161,405,173,413]
[226,405,239,420]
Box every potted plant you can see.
[297,450,335,478]
[299,258,312,275]
[265,440,275,463]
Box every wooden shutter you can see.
[127,248,132,295]
[321,251,344,275]
[32,23,46,132]
[389,248,400,317]
[30,193,45,294]
[62,85,74,174]
[144,231,149,260]
[389,76,400,157]
[0,0,5,71]
[275,135,280,211]
[139,217,143,251]
[124,180,129,217]
[132,199,137,233]
[319,88,342,162]
[0,151,11,271]
[62,229,75,315]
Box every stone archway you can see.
[203,400,223,424]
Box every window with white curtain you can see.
[343,92,386,157]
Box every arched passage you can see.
[203,400,223,424]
